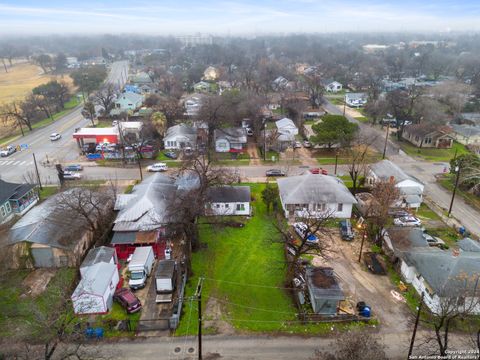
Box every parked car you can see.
[309,168,328,175]
[147,162,168,172]
[266,169,286,177]
[114,288,142,314]
[393,216,421,227]
[423,231,446,248]
[293,222,319,244]
[82,143,96,154]
[339,219,354,241]
[303,140,311,148]
[50,133,61,141]
[64,164,83,172]
[164,151,178,159]
[246,128,254,136]
[112,120,118,127]
[293,141,302,149]
[0,145,16,157]
[63,171,82,180]
[183,147,194,157]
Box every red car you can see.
[114,288,142,314]
[309,168,328,175]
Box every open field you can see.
[0,62,73,105]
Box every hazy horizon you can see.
[1,0,480,36]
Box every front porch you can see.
[10,188,39,215]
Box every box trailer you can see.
[128,246,155,290]
[155,260,177,303]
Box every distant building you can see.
[345,93,367,108]
[402,124,454,149]
[214,127,247,153]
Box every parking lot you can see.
[312,229,413,333]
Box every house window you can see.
[216,204,220,208]
[0,205,6,218]
[225,204,229,208]
[5,202,11,214]
[237,203,245,211]
[425,137,432,144]
[337,203,343,212]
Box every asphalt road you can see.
[0,61,129,184]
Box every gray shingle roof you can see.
[369,160,412,183]
[207,186,251,203]
[165,124,197,138]
[214,127,247,143]
[0,179,36,205]
[451,124,480,137]
[275,118,297,130]
[403,250,480,296]
[277,174,357,205]
[458,238,480,252]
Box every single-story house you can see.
[3,189,108,268]
[271,76,290,91]
[72,262,119,314]
[119,121,144,142]
[112,173,198,259]
[163,124,198,150]
[402,124,454,149]
[214,127,247,153]
[193,81,212,93]
[275,118,299,136]
[277,174,357,219]
[345,93,367,107]
[306,266,345,315]
[466,143,480,157]
[383,227,480,314]
[111,92,144,115]
[129,72,153,85]
[184,95,204,117]
[458,113,480,127]
[139,84,158,95]
[0,179,39,225]
[451,124,480,145]
[367,160,424,209]
[263,129,295,152]
[205,186,251,216]
[324,80,343,93]
[124,84,140,94]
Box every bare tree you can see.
[311,331,388,360]
[342,136,377,194]
[93,84,117,117]
[303,71,324,109]
[363,180,399,245]
[418,275,480,357]
[271,208,335,285]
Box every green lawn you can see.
[354,117,369,123]
[39,186,59,200]
[316,155,382,165]
[415,203,442,222]
[0,268,76,337]
[176,183,375,335]
[399,141,470,162]
[438,175,480,213]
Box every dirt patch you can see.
[203,296,236,336]
[20,268,57,298]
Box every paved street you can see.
[324,99,480,236]
[0,61,129,184]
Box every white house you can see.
[80,246,118,277]
[214,127,247,153]
[325,81,343,93]
[277,174,357,219]
[193,81,212,93]
[367,160,424,209]
[275,118,299,136]
[163,124,198,150]
[112,92,144,113]
[451,124,480,145]
[206,186,251,216]
[345,93,367,108]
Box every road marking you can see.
[18,161,26,166]
[4,160,13,165]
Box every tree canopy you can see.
[310,115,358,149]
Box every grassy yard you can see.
[39,186,59,200]
[438,175,480,213]
[354,117,369,123]
[176,183,375,335]
[0,268,76,337]
[415,203,442,222]
[399,141,469,162]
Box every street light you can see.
[448,165,461,217]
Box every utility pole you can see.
[408,292,424,358]
[343,95,346,116]
[334,152,338,175]
[448,164,461,217]
[382,122,390,159]
[32,153,43,190]
[195,278,204,360]
[135,148,143,181]
[263,119,267,161]
[358,225,367,263]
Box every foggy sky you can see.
[0,0,479,35]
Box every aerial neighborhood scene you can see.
[2,1,480,359]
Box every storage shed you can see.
[306,267,344,315]
[72,262,119,314]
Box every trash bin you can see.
[360,306,371,318]
[85,327,94,338]
[459,226,466,236]
[94,328,104,339]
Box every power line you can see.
[202,276,298,290]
